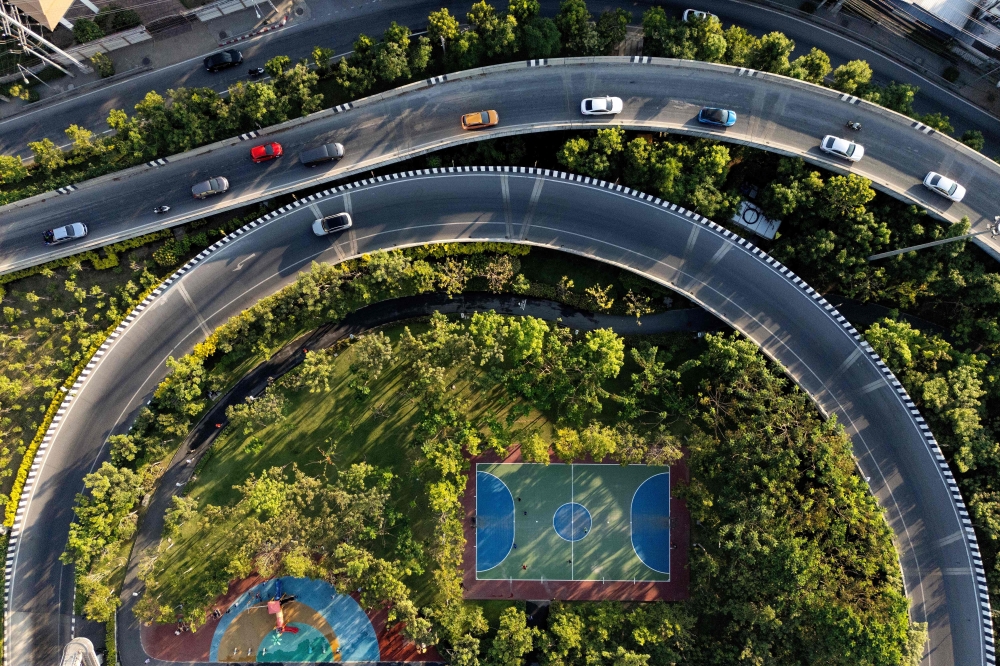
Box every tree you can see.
[865,81,917,115]
[468,1,518,60]
[961,129,985,151]
[508,0,540,25]
[487,607,537,666]
[624,289,653,323]
[428,7,461,46]
[721,25,759,67]
[556,127,624,178]
[447,30,485,69]
[73,18,104,43]
[483,255,517,292]
[917,112,953,133]
[748,31,795,74]
[409,36,433,75]
[28,138,65,173]
[0,155,29,186]
[300,349,339,392]
[349,331,394,395]
[553,427,581,462]
[271,61,323,116]
[225,389,287,434]
[65,124,104,161]
[521,17,561,58]
[832,59,872,94]
[595,9,630,55]
[555,0,599,56]
[227,81,287,130]
[520,432,550,463]
[265,54,291,77]
[580,422,616,460]
[90,51,115,78]
[312,45,336,71]
[585,283,614,311]
[640,7,689,59]
[788,47,831,84]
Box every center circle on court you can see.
[553,502,592,542]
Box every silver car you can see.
[312,212,352,236]
[43,222,88,245]
[923,171,966,202]
[191,176,230,199]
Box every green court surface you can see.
[475,463,671,582]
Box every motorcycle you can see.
[248,67,265,78]
[846,121,862,131]
[153,205,171,214]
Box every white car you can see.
[581,96,623,115]
[313,212,353,236]
[820,135,864,162]
[682,8,718,21]
[43,222,88,245]
[923,172,966,202]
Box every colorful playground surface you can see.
[475,463,671,583]
[142,576,440,663]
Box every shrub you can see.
[4,83,39,102]
[961,129,985,152]
[73,18,104,44]
[90,52,115,79]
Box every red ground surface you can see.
[141,575,440,662]
[461,447,690,602]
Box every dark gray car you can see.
[191,176,230,199]
[299,143,345,167]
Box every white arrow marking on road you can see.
[234,253,257,271]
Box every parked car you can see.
[43,222,87,245]
[203,49,243,72]
[313,212,353,236]
[820,135,864,162]
[461,110,499,130]
[682,8,718,21]
[191,177,230,199]
[299,143,345,167]
[581,96,623,115]
[923,171,966,202]
[251,142,283,163]
[698,107,737,127]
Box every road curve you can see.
[3,168,991,666]
[2,57,1000,277]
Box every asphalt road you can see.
[5,169,988,666]
[1,59,999,275]
[1,0,999,159]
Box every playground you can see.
[475,463,673,583]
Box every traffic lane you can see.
[3,61,998,273]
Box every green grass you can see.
[156,321,556,607]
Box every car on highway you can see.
[204,49,243,73]
[581,96,623,115]
[313,212,353,236]
[461,110,499,130]
[191,177,230,199]
[923,171,966,202]
[251,142,283,163]
[698,107,737,126]
[299,142,345,167]
[683,8,718,21]
[42,222,87,245]
[820,135,864,162]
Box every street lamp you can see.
[868,216,1000,261]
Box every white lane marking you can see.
[234,253,257,271]
[176,283,213,337]
[519,176,545,240]
[500,175,513,239]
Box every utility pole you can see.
[0,2,90,74]
[868,216,1000,261]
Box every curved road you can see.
[1,58,999,277]
[2,0,999,159]
[4,168,991,666]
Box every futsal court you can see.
[475,463,671,583]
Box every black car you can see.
[204,49,243,72]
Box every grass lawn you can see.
[156,321,557,607]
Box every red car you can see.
[251,142,283,163]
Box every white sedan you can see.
[683,9,719,21]
[820,135,864,162]
[923,172,966,202]
[581,96,623,115]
